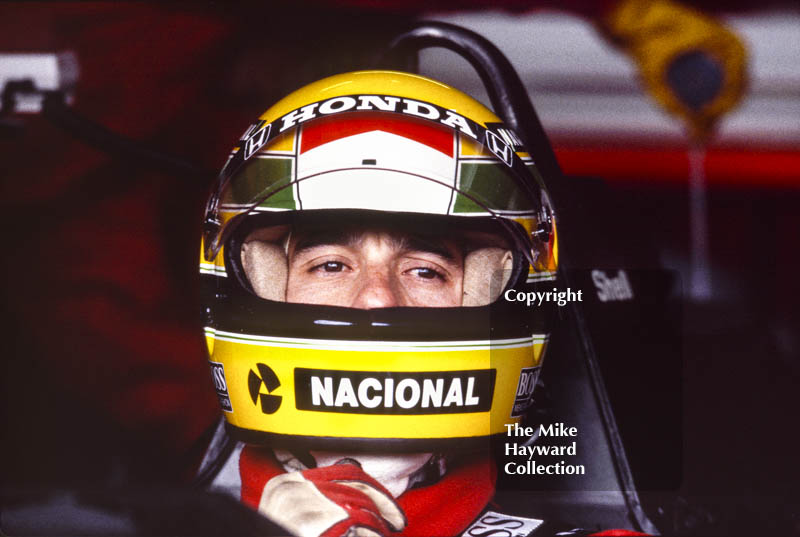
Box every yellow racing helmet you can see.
[201,71,558,452]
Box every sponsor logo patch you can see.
[209,361,233,412]
[591,269,634,302]
[248,363,282,414]
[511,366,540,418]
[462,511,544,537]
[295,369,495,415]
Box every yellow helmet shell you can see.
[201,71,557,451]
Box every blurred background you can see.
[1,1,798,535]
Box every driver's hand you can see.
[256,460,407,537]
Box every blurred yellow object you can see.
[602,0,748,141]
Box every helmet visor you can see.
[204,112,553,272]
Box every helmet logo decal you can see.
[511,366,541,418]
[209,361,233,413]
[243,120,272,160]
[485,130,514,166]
[484,122,526,167]
[230,95,534,189]
[294,369,495,415]
[274,95,478,140]
[248,363,282,414]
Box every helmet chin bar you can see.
[227,425,506,454]
[203,293,550,451]
[206,291,548,340]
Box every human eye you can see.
[405,265,446,281]
[311,260,348,273]
[304,255,356,276]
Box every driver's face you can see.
[286,229,464,309]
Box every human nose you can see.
[350,269,400,309]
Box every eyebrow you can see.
[291,230,359,255]
[401,235,457,261]
[291,229,458,261]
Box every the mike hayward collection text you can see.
[503,422,586,476]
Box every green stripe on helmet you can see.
[453,161,538,214]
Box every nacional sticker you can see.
[462,511,543,537]
[295,368,495,415]
[209,361,233,412]
[511,366,540,418]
